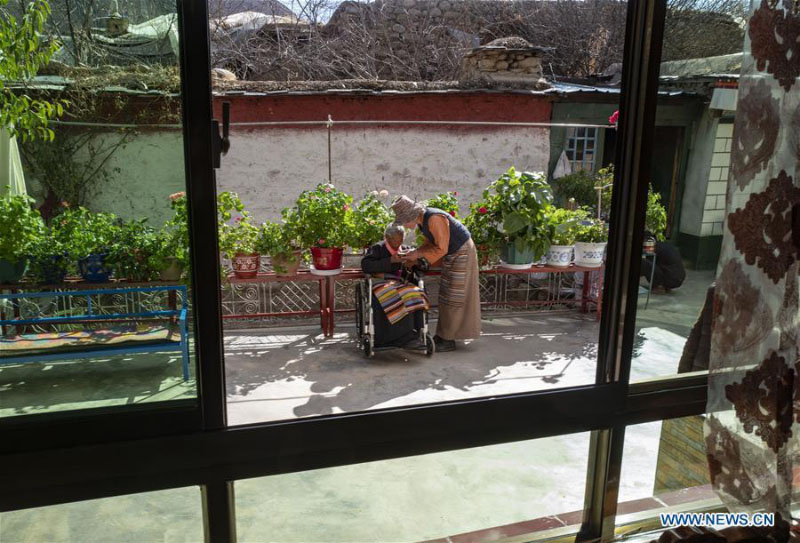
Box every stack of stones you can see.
[460,37,551,85]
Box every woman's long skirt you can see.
[436,238,481,340]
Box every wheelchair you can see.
[355,258,435,358]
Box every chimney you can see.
[461,37,552,86]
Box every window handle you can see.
[212,101,231,169]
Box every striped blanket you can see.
[372,280,430,325]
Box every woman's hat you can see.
[391,195,425,224]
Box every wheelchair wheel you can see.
[355,282,364,341]
[425,333,435,357]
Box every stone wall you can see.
[461,46,545,83]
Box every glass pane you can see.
[630,0,747,382]
[0,1,197,417]
[217,0,628,425]
[236,433,589,542]
[0,487,204,542]
[617,416,722,532]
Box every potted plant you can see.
[260,220,303,276]
[645,184,668,241]
[56,207,121,282]
[483,167,554,268]
[289,183,354,272]
[348,192,394,254]
[217,191,262,279]
[113,219,162,282]
[425,191,460,218]
[574,218,609,268]
[0,194,45,283]
[545,208,589,267]
[151,192,192,281]
[463,199,502,268]
[27,226,71,284]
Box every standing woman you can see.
[391,195,481,352]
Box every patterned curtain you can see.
[704,0,800,529]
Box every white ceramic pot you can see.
[546,245,573,267]
[574,242,607,268]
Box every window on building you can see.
[566,127,598,172]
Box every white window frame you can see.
[565,127,599,172]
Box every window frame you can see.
[0,1,711,542]
[566,126,600,172]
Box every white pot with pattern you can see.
[574,242,607,268]
[546,245,574,267]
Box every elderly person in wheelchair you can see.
[357,224,433,355]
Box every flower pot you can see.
[574,242,607,268]
[159,257,183,281]
[0,257,28,284]
[310,247,343,271]
[271,250,302,277]
[38,254,68,284]
[78,254,113,282]
[500,243,535,267]
[231,253,260,279]
[546,245,574,267]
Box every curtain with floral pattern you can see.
[704,0,800,528]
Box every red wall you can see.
[213,92,553,128]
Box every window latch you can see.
[212,101,231,169]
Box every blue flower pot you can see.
[78,254,113,282]
[0,258,28,284]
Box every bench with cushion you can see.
[0,285,190,380]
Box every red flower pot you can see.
[231,253,260,279]
[310,247,343,270]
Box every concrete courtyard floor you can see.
[0,270,716,542]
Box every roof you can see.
[659,53,743,80]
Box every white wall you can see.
[28,126,550,225]
[217,126,551,221]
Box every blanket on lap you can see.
[372,280,429,325]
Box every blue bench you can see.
[0,285,190,381]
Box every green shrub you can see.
[0,194,45,263]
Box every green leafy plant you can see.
[552,165,615,219]
[153,192,191,272]
[485,167,554,259]
[54,206,122,260]
[646,185,668,241]
[0,0,65,142]
[112,219,162,281]
[551,170,596,208]
[349,193,393,249]
[259,220,303,274]
[26,222,71,282]
[288,183,355,249]
[0,194,45,263]
[216,191,260,256]
[547,207,590,246]
[425,191,460,219]
[575,218,609,243]
[463,199,502,263]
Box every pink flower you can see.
[318,238,326,245]
[343,204,350,211]
[449,210,456,217]
[609,110,619,126]
[169,191,186,201]
[478,206,488,214]
[234,216,243,223]
[454,191,458,196]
